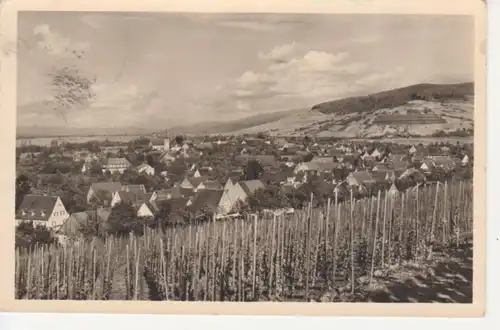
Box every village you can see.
[15,133,473,243]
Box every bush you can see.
[15,222,58,250]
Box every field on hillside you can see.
[311,82,473,115]
[15,181,473,302]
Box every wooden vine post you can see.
[381,191,388,268]
[305,193,313,302]
[369,190,381,288]
[252,214,257,300]
[350,188,355,295]
[332,189,340,289]
[429,182,440,260]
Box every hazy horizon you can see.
[17,12,474,130]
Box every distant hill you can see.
[166,109,304,135]
[229,82,475,139]
[311,82,474,115]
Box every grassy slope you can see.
[311,82,474,115]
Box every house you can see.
[102,157,132,174]
[274,138,288,149]
[111,188,153,208]
[328,149,344,162]
[81,153,100,173]
[432,155,457,171]
[179,176,210,190]
[160,152,176,163]
[421,156,456,173]
[294,160,339,174]
[462,154,470,166]
[137,163,155,176]
[441,146,451,154]
[345,171,375,187]
[388,183,400,197]
[193,167,212,177]
[372,163,392,172]
[84,153,100,163]
[370,148,382,159]
[310,156,335,164]
[136,201,158,218]
[196,142,215,151]
[409,145,417,155]
[218,180,249,215]
[101,146,123,155]
[121,184,147,193]
[154,187,183,201]
[239,179,265,197]
[16,195,69,229]
[187,189,225,217]
[195,180,223,192]
[385,154,411,171]
[81,161,93,174]
[18,152,38,163]
[87,182,122,204]
[245,155,277,168]
[150,138,170,152]
[420,159,435,174]
[223,178,236,191]
[59,208,111,236]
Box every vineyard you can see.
[15,180,473,302]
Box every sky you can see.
[16,12,475,129]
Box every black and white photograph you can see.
[3,2,485,313]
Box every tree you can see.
[78,211,102,238]
[175,135,184,146]
[303,135,311,148]
[105,203,142,237]
[15,222,58,250]
[244,159,264,180]
[303,153,314,162]
[89,189,113,207]
[248,186,289,211]
[15,174,32,211]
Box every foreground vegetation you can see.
[15,180,472,301]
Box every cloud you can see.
[258,42,297,62]
[232,49,368,104]
[209,47,409,114]
[33,24,89,59]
